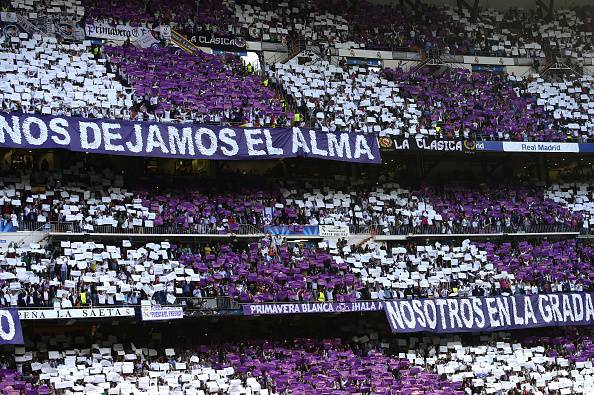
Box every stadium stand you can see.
[0,1,593,394]
[547,181,594,232]
[2,235,592,308]
[1,327,592,393]
[516,74,594,141]
[8,0,84,20]
[385,67,542,141]
[0,16,592,140]
[10,335,461,394]
[393,328,594,393]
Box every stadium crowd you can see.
[1,234,592,307]
[72,0,594,57]
[2,34,593,141]
[0,327,591,394]
[0,166,585,234]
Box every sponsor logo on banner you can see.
[501,141,579,153]
[51,18,85,41]
[18,307,135,320]
[0,112,380,163]
[159,25,171,40]
[319,225,350,237]
[384,293,594,333]
[0,309,23,345]
[474,141,501,151]
[191,32,246,51]
[0,14,24,45]
[378,136,394,151]
[243,301,383,315]
[141,305,184,321]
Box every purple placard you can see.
[384,293,594,333]
[0,309,24,345]
[242,301,384,315]
[0,112,380,163]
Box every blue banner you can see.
[264,225,319,236]
[0,112,380,163]
[243,301,384,315]
[384,293,594,333]
[578,143,594,153]
[0,309,23,344]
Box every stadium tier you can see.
[2,44,594,140]
[0,167,586,233]
[0,326,592,393]
[2,234,593,308]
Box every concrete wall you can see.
[505,65,533,77]
[382,59,418,71]
[262,51,288,65]
[0,232,48,249]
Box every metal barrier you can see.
[15,221,581,238]
[37,222,264,236]
[369,223,581,236]
[16,297,239,313]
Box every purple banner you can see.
[0,112,380,163]
[384,293,594,333]
[0,309,23,345]
[242,301,384,315]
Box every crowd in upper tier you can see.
[2,33,593,141]
[1,327,593,394]
[19,0,588,59]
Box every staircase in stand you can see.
[171,30,200,55]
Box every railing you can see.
[366,223,581,236]
[13,221,582,238]
[15,297,239,312]
[175,296,239,311]
[16,221,52,232]
[15,221,264,236]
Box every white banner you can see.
[132,32,159,48]
[18,307,135,320]
[502,142,579,153]
[85,22,158,44]
[141,306,184,321]
[319,225,350,238]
